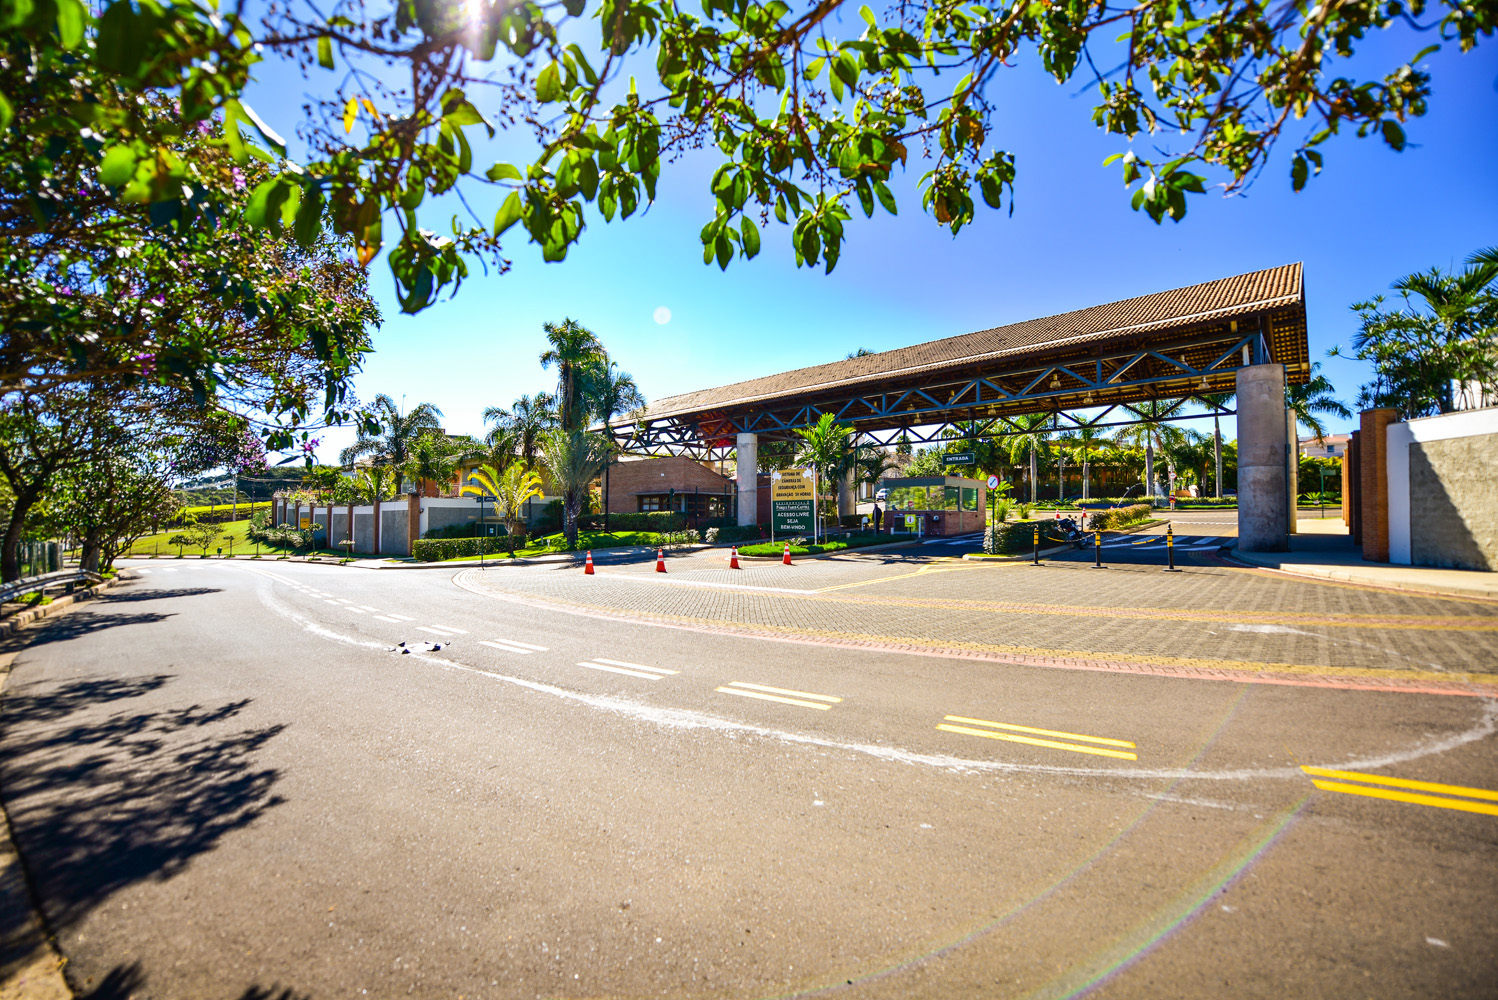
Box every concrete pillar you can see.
[372,495,382,554]
[346,504,355,551]
[1286,408,1300,535]
[1236,363,1289,552]
[736,433,758,526]
[407,493,421,555]
[837,466,856,520]
[1358,408,1398,562]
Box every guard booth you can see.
[878,477,986,537]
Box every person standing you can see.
[872,503,883,532]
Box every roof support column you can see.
[1237,363,1289,552]
[735,433,758,527]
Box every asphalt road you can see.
[1,543,1495,999]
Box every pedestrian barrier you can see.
[1164,523,1180,572]
[1092,530,1103,569]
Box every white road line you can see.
[357,605,381,613]
[384,614,415,622]
[137,568,153,574]
[716,681,842,711]
[324,599,343,604]
[426,624,468,634]
[345,607,366,614]
[480,640,540,655]
[416,625,461,636]
[481,638,548,652]
[592,658,677,675]
[373,615,404,623]
[578,661,676,680]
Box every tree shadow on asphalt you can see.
[11,609,179,650]
[96,586,222,603]
[75,962,312,1000]
[0,674,286,960]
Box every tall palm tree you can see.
[1001,413,1051,503]
[402,431,472,497]
[1196,391,1234,499]
[793,413,855,537]
[540,319,605,431]
[1063,426,1111,500]
[539,427,612,549]
[1165,430,1212,496]
[1111,401,1189,498]
[1284,361,1351,443]
[581,359,646,528]
[857,445,898,497]
[483,392,557,470]
[339,394,443,494]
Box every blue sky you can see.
[248,19,1498,463]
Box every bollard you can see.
[1164,523,1180,572]
[1092,530,1103,569]
[1031,524,1040,566]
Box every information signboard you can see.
[771,467,815,535]
[945,452,975,465]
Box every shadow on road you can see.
[0,673,286,958]
[14,609,180,651]
[96,586,222,604]
[75,962,312,1000]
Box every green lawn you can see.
[737,532,892,557]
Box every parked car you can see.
[874,488,887,501]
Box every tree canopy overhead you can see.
[4,0,1489,315]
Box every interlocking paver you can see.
[458,547,1498,695]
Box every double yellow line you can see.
[1303,766,1498,816]
[937,715,1138,760]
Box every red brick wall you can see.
[1359,408,1397,562]
[607,457,732,513]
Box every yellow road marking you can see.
[1309,780,1498,817]
[815,562,981,593]
[943,715,1135,748]
[716,686,837,710]
[937,723,1138,760]
[1301,766,1498,802]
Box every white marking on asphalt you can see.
[479,639,542,655]
[357,605,381,613]
[482,638,547,652]
[416,625,461,636]
[384,614,415,622]
[263,580,1498,783]
[345,607,366,614]
[373,615,403,623]
[138,568,153,574]
[716,681,841,710]
[324,599,342,604]
[578,660,677,680]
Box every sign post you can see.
[771,468,816,542]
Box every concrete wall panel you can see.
[353,513,374,553]
[380,509,409,556]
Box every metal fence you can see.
[16,541,60,578]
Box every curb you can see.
[961,519,1166,560]
[0,573,128,639]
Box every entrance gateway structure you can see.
[609,264,1310,552]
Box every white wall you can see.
[1387,406,1498,565]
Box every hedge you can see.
[581,511,686,532]
[412,536,522,562]
[982,521,1041,555]
[1084,504,1152,530]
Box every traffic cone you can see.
[655,548,666,573]
[729,546,740,570]
[782,542,792,566]
[584,550,594,575]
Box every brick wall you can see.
[607,457,732,513]
[1359,408,1397,561]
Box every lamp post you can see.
[478,490,486,570]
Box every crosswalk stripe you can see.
[384,614,415,622]
[415,625,460,636]
[373,615,403,623]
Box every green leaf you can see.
[873,179,897,215]
[486,162,522,182]
[317,35,334,70]
[233,100,286,155]
[99,145,136,186]
[536,61,563,103]
[0,92,11,132]
[1290,155,1308,191]
[294,183,324,247]
[494,191,523,235]
[55,0,85,48]
[740,216,760,258]
[1380,119,1406,151]
[714,233,733,270]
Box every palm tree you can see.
[1112,401,1187,499]
[353,465,393,505]
[540,319,605,431]
[856,445,898,498]
[339,394,443,494]
[462,462,545,545]
[793,413,855,538]
[483,392,557,470]
[539,427,612,548]
[1001,413,1051,503]
[1196,391,1234,499]
[1284,361,1351,443]
[1165,430,1213,497]
[402,431,471,497]
[1063,426,1111,500]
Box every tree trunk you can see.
[1144,441,1156,500]
[1082,458,1090,500]
[80,534,103,574]
[1213,416,1223,499]
[1,488,41,583]
[1029,448,1038,503]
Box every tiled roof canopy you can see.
[640,264,1306,427]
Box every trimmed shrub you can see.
[412,536,516,562]
[658,529,700,550]
[702,524,763,545]
[422,522,495,540]
[982,521,1036,555]
[1085,503,1152,530]
[587,511,686,532]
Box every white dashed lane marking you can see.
[479,639,548,654]
[373,615,404,623]
[416,626,462,636]
[715,681,842,711]
[578,659,678,680]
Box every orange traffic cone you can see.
[655,548,666,573]
[782,542,792,566]
[729,546,740,570]
[584,550,595,575]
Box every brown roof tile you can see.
[643,263,1303,421]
